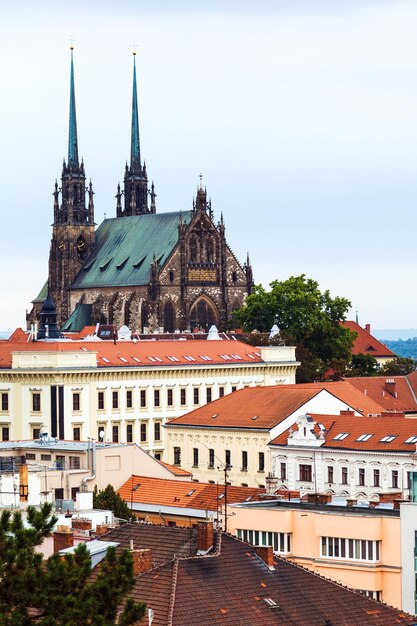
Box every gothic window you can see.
[124,298,131,327]
[164,301,175,333]
[190,236,198,263]
[206,237,214,263]
[141,301,148,333]
[189,298,218,331]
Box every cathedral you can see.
[28,49,253,333]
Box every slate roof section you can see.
[270,411,417,452]
[103,526,416,626]
[71,211,191,289]
[343,321,396,358]
[0,337,263,369]
[117,475,266,511]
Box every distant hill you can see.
[381,337,417,359]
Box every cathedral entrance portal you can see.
[189,298,218,331]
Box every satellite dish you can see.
[99,430,105,441]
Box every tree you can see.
[94,484,134,522]
[234,275,355,382]
[380,356,417,376]
[345,353,380,377]
[0,503,146,625]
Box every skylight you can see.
[231,354,243,360]
[132,357,141,363]
[168,356,180,362]
[119,357,128,363]
[405,436,417,444]
[380,435,397,443]
[200,355,213,361]
[356,434,373,442]
[101,356,110,364]
[333,432,349,441]
[184,356,196,362]
[186,489,196,497]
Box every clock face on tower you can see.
[76,236,86,257]
[58,241,64,250]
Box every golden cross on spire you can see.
[132,40,137,56]
[69,36,76,51]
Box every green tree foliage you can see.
[93,484,134,522]
[345,353,381,377]
[383,337,417,359]
[0,503,146,625]
[380,356,417,376]
[234,275,355,382]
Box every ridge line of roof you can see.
[166,556,179,626]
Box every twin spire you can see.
[66,47,153,216]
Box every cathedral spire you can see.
[68,46,79,167]
[130,52,141,168]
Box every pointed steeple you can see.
[130,52,141,168]
[68,46,79,167]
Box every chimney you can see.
[381,410,404,419]
[306,493,332,505]
[365,323,371,334]
[379,492,402,504]
[72,518,92,532]
[131,548,153,576]
[19,456,28,502]
[53,527,74,553]
[339,410,355,417]
[384,379,397,398]
[197,521,214,553]
[95,524,110,536]
[254,545,275,569]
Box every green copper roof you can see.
[131,54,140,167]
[71,211,191,289]
[61,303,92,332]
[32,280,48,304]
[68,48,79,166]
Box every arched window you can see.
[141,301,148,333]
[189,298,218,331]
[206,237,214,263]
[164,301,175,333]
[189,236,198,263]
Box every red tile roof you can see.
[159,462,192,477]
[346,376,417,413]
[343,321,396,358]
[117,475,265,511]
[270,411,417,452]
[0,334,263,369]
[166,382,385,430]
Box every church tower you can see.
[116,52,156,216]
[48,47,95,325]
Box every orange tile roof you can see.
[343,321,396,357]
[0,334,263,369]
[346,376,417,413]
[270,411,417,452]
[159,461,192,477]
[117,475,265,511]
[166,382,385,430]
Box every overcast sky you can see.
[1,0,416,330]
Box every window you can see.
[206,387,212,403]
[236,529,291,555]
[231,386,237,393]
[167,388,173,406]
[380,435,397,443]
[1,393,9,411]
[32,393,41,412]
[154,389,160,407]
[208,448,215,468]
[71,487,79,501]
[357,433,373,442]
[140,389,147,408]
[193,448,199,467]
[69,456,80,470]
[26,453,36,460]
[333,432,349,441]
[154,422,161,442]
[32,428,40,440]
[154,452,161,461]
[55,488,64,500]
[341,466,348,485]
[219,386,225,398]
[258,452,265,472]
[126,424,133,443]
[112,391,119,409]
[174,447,181,466]
[241,451,248,471]
[225,449,231,468]
[358,467,365,486]
[2,427,9,441]
[56,456,65,470]
[392,469,399,489]
[112,425,119,443]
[126,390,133,408]
[98,426,105,441]
[321,536,380,562]
[373,468,380,487]
[41,454,51,461]
[140,422,147,443]
[327,466,334,484]
[359,590,382,602]
[405,436,417,444]
[73,427,80,441]
[299,464,312,482]
[72,393,80,411]
[280,462,287,480]
[98,391,104,410]
[193,388,200,405]
[180,388,186,406]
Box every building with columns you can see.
[27,49,253,333]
